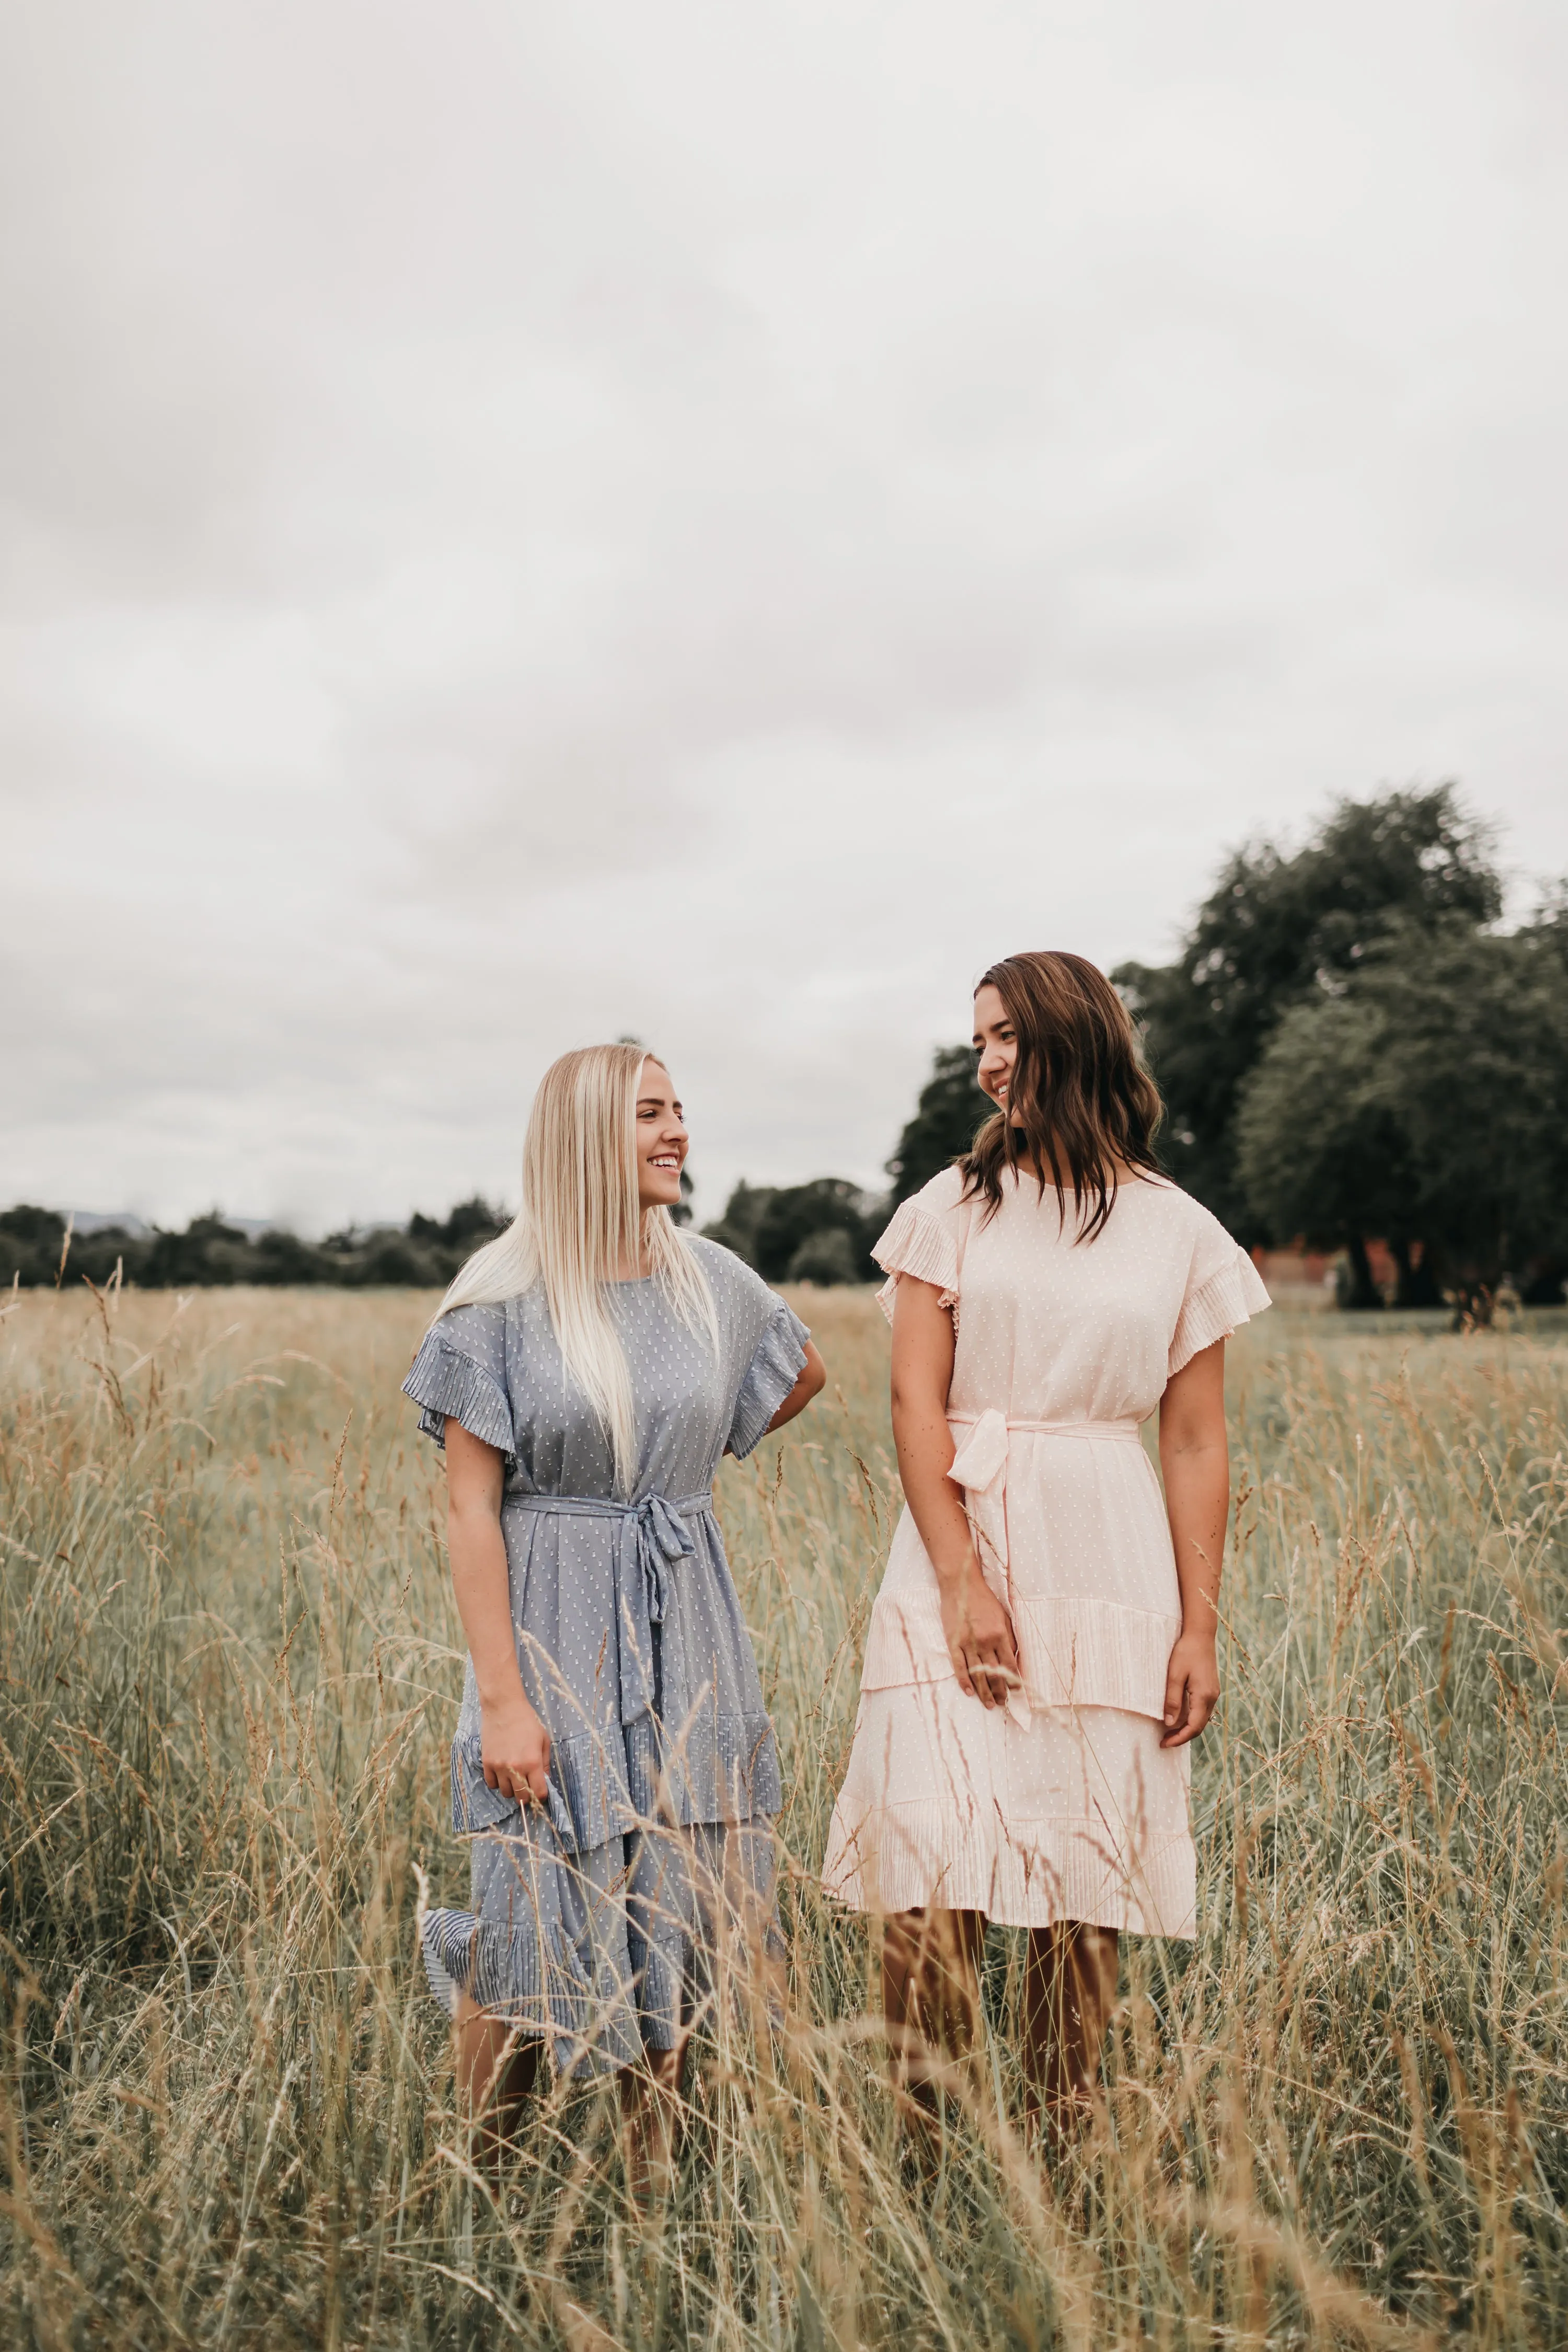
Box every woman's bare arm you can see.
[1156,1338,1230,1749]
[724,1340,826,1456]
[765,1339,827,1434]
[445,1420,551,1803]
[889,1276,1020,1708]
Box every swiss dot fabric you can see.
[402,1238,808,2073]
[823,1168,1270,1936]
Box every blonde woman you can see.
[823,953,1270,2141]
[403,1045,825,2153]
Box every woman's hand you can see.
[1160,1630,1219,1749]
[940,1566,1022,1710]
[480,1690,552,1804]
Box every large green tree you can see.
[701,1178,880,1283]
[1114,787,1503,1235]
[1236,923,1568,1314]
[1231,997,1429,1307]
[752,1179,879,1283]
[699,1182,777,1269]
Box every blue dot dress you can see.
[402,1237,809,2076]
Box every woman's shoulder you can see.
[430,1298,514,1355]
[682,1233,785,1317]
[402,1300,517,1455]
[681,1233,801,1363]
[1120,1174,1240,1244]
[683,1231,760,1287]
[1117,1177,1264,1298]
[894,1165,969,1223]
[1108,1172,1200,1218]
[870,1168,969,1304]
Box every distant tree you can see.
[700,1183,778,1269]
[251,1229,329,1286]
[886,1046,991,1205]
[354,1234,428,1286]
[408,1197,508,1248]
[68,1225,152,1288]
[0,1205,67,1251]
[788,1226,860,1285]
[0,1206,69,1287]
[140,1215,260,1288]
[1115,786,1503,1235]
[1234,998,1427,1307]
[0,1196,505,1290]
[753,1179,879,1284]
[1237,924,1568,1318]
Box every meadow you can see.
[2,1280,1566,2348]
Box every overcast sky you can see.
[4,1,1566,1232]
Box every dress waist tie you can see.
[943,1411,1146,1728]
[506,1490,713,1726]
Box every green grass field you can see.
[2,1283,1567,2348]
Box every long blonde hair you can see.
[437,1043,717,1493]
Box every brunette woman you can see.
[403,1044,825,2161]
[822,953,1269,2141]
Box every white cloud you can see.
[3,0,1565,1228]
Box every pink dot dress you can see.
[822,1167,1271,1938]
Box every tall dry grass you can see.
[1,1279,1566,2347]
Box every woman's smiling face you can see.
[634,1058,689,1211]
[972,983,1019,1114]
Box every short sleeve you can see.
[1169,1217,1273,1378]
[870,1168,966,1326]
[728,1297,810,1459]
[401,1302,515,1458]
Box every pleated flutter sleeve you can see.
[402,1302,516,1458]
[1169,1212,1273,1377]
[728,1296,811,1459]
[871,1166,966,1325]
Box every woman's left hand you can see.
[1160,1631,1219,1748]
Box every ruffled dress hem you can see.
[821,1802,1195,1938]
[422,1813,783,2074]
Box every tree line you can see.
[0,1199,515,1294]
[5,787,1564,1309]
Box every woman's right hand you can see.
[480,1691,552,1805]
[939,1567,1022,1710]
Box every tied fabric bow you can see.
[616,1492,700,1726]
[945,1408,1031,1727]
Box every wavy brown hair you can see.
[961,950,1164,1240]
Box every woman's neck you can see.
[1006,1140,1141,1185]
